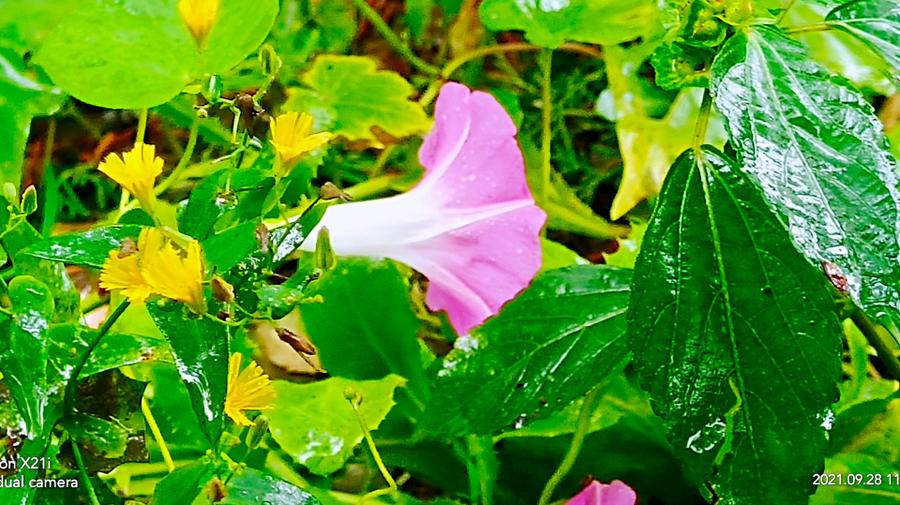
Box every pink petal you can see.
[566,480,637,505]
[302,82,545,334]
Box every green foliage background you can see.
[0,0,898,504]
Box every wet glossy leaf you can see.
[35,0,278,108]
[22,225,142,268]
[64,414,129,458]
[222,468,321,504]
[422,265,631,435]
[0,276,59,439]
[826,0,900,81]
[479,0,658,48]
[147,304,229,447]
[268,375,405,475]
[711,26,900,340]
[628,147,842,505]
[288,56,429,146]
[202,221,260,273]
[784,2,895,94]
[0,48,63,188]
[301,259,428,400]
[49,327,171,380]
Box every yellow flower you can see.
[178,0,220,46]
[98,228,206,313]
[140,228,206,314]
[270,112,333,166]
[97,143,163,212]
[99,252,153,303]
[225,353,276,426]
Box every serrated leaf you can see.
[422,265,631,435]
[628,147,842,505]
[711,26,900,342]
[147,304,229,447]
[478,0,658,48]
[826,0,900,81]
[289,56,428,146]
[34,0,278,109]
[22,225,142,268]
[301,259,428,401]
[268,375,405,475]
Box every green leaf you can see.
[289,56,429,146]
[628,147,842,505]
[826,0,900,81]
[179,168,274,241]
[63,414,129,458]
[0,48,63,188]
[35,0,278,109]
[478,0,658,48]
[0,276,59,438]
[539,239,587,272]
[784,2,895,94]
[150,460,216,505]
[49,328,171,380]
[301,259,428,401]
[422,265,631,435]
[711,26,900,341]
[604,45,725,219]
[147,304,229,447]
[22,225,142,268]
[221,468,321,504]
[268,375,405,475]
[202,221,260,273]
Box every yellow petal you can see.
[178,0,220,45]
[270,112,331,163]
[97,143,163,211]
[139,228,206,313]
[225,353,276,426]
[99,251,152,304]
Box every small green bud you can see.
[20,185,37,215]
[258,44,282,77]
[247,415,269,449]
[314,227,336,271]
[2,183,17,204]
[343,386,363,406]
[202,75,223,103]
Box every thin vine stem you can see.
[784,22,832,35]
[72,442,102,505]
[349,0,440,76]
[537,387,602,505]
[64,301,131,414]
[142,396,176,472]
[156,115,200,195]
[348,394,398,504]
[539,49,554,207]
[850,309,900,381]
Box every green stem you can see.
[135,108,149,144]
[40,119,57,237]
[348,396,397,503]
[850,310,900,381]
[72,442,101,505]
[64,301,130,413]
[142,397,176,472]
[465,436,495,505]
[156,115,200,195]
[775,0,798,24]
[345,173,400,200]
[350,0,440,76]
[539,49,554,207]
[537,387,601,505]
[784,22,832,35]
[692,89,713,155]
[443,42,534,79]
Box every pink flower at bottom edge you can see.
[300,81,546,334]
[566,480,637,505]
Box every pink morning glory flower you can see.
[301,81,546,334]
[566,480,637,505]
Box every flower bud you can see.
[20,185,37,215]
[211,276,235,303]
[319,182,353,202]
[247,415,269,449]
[202,75,223,103]
[314,227,336,271]
[343,387,363,407]
[258,44,282,77]
[275,327,317,355]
